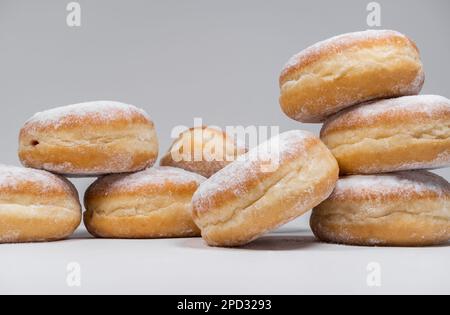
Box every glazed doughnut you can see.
[321,95,450,175]
[192,130,339,247]
[19,101,159,176]
[0,165,81,243]
[311,171,450,247]
[84,167,205,239]
[280,30,424,123]
[160,126,248,178]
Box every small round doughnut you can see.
[84,167,206,239]
[321,95,450,175]
[19,101,159,176]
[160,126,248,178]
[311,171,450,247]
[192,130,339,247]
[0,165,81,243]
[279,30,425,123]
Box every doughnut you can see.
[321,95,450,175]
[192,130,339,247]
[84,167,206,239]
[0,165,81,243]
[160,126,248,178]
[311,171,450,247]
[279,30,425,123]
[19,101,159,176]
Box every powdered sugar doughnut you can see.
[192,130,339,247]
[0,165,81,243]
[84,167,206,239]
[19,101,159,176]
[321,95,450,175]
[160,126,248,178]
[280,30,424,123]
[311,171,450,247]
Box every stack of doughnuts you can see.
[3,103,251,243]
[1,29,448,247]
[280,30,450,246]
[17,101,214,241]
[0,100,166,243]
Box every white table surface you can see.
[0,222,449,295]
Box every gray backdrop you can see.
[1,0,449,223]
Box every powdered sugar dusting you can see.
[324,95,450,130]
[25,101,150,127]
[280,30,424,122]
[283,30,412,71]
[408,67,426,94]
[360,151,450,174]
[282,30,407,73]
[333,171,450,199]
[348,95,448,118]
[93,166,206,194]
[0,164,71,193]
[193,130,313,206]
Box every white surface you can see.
[1,225,448,295]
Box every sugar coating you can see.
[0,164,71,194]
[280,30,424,122]
[25,101,150,127]
[169,126,248,160]
[356,152,450,175]
[282,29,410,73]
[353,95,450,116]
[193,130,313,205]
[0,165,61,190]
[325,95,450,129]
[323,95,450,132]
[332,171,450,199]
[92,167,206,194]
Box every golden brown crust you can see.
[321,95,450,175]
[311,213,449,247]
[280,30,419,84]
[84,207,200,239]
[194,135,318,213]
[192,131,339,247]
[160,126,248,178]
[84,167,205,239]
[18,101,159,176]
[0,165,81,243]
[311,172,450,247]
[279,30,424,123]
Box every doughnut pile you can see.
[4,101,251,243]
[279,30,449,246]
[0,101,163,243]
[1,29,448,247]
